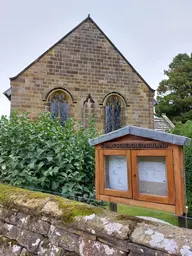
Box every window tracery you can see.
[47,89,71,124]
[104,93,126,133]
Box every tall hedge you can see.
[0,112,101,205]
[171,121,192,218]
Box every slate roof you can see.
[89,125,191,146]
[154,114,175,132]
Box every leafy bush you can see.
[0,111,102,205]
[171,121,192,220]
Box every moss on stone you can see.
[0,183,49,204]
[54,196,103,224]
[0,184,104,224]
[0,235,20,249]
[0,183,52,215]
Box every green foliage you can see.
[171,121,192,221]
[117,204,178,226]
[0,111,102,206]
[156,53,192,123]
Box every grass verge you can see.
[117,204,178,226]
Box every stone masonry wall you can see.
[0,184,192,256]
[10,17,154,132]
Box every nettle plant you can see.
[0,111,102,205]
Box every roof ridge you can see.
[89,18,154,92]
[9,15,154,92]
[9,15,92,81]
[89,125,191,146]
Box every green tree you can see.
[171,121,192,226]
[156,53,192,123]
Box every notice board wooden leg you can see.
[109,202,117,212]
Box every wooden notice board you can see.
[89,126,190,216]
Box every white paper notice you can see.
[138,158,166,183]
[108,156,128,191]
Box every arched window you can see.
[103,93,126,133]
[46,89,72,124]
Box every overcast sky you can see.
[0,0,192,117]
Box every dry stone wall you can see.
[0,184,192,256]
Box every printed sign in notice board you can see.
[138,156,167,183]
[106,156,128,191]
[138,156,168,196]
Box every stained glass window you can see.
[49,92,68,124]
[105,96,122,133]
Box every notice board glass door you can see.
[100,150,132,198]
[132,150,175,205]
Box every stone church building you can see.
[4,15,155,132]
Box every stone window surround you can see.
[102,92,128,133]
